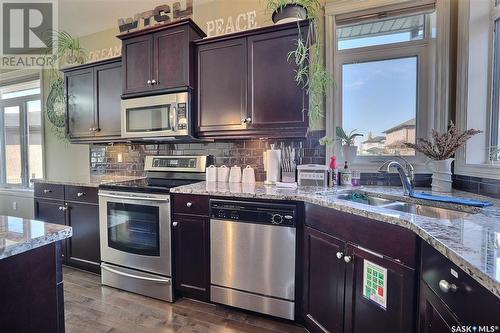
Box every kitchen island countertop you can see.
[171,181,500,299]
[0,216,72,260]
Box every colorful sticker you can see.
[363,259,387,310]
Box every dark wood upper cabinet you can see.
[303,226,345,333]
[197,38,248,135]
[66,68,94,139]
[95,60,122,137]
[64,57,122,142]
[195,20,309,139]
[122,35,152,95]
[247,28,307,131]
[119,19,205,98]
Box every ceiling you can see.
[58,0,178,37]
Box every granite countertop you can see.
[0,216,72,260]
[171,181,500,299]
[31,175,144,188]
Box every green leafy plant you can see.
[335,126,363,146]
[266,0,334,124]
[318,136,334,146]
[44,31,88,141]
[48,30,87,67]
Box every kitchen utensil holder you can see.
[281,171,296,183]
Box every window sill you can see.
[0,187,34,198]
[454,163,500,180]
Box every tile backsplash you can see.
[90,131,327,182]
[90,129,434,187]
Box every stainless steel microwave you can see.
[121,92,190,139]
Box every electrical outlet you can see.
[12,202,17,211]
[117,153,123,163]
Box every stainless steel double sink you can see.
[316,190,476,219]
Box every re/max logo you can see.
[451,326,499,333]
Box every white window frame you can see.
[455,0,500,180]
[325,0,451,173]
[0,69,45,188]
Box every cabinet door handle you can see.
[241,118,247,124]
[186,202,192,207]
[147,80,152,85]
[89,127,95,132]
[151,79,157,85]
[245,117,252,124]
[77,192,85,197]
[439,279,458,293]
[43,189,52,194]
[58,206,68,211]
[172,222,178,227]
[343,255,352,263]
[336,252,344,259]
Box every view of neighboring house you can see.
[358,118,416,156]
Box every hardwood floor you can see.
[63,267,307,333]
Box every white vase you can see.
[426,158,454,193]
[341,145,358,164]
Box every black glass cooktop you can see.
[99,178,200,194]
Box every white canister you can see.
[229,165,242,183]
[217,165,230,182]
[242,165,256,184]
[206,165,217,182]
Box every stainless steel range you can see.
[98,155,208,302]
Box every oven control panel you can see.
[144,155,208,173]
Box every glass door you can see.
[107,202,160,256]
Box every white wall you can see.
[0,190,34,219]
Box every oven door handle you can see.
[98,193,169,202]
[101,264,171,284]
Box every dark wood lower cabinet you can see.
[303,226,345,333]
[34,198,67,261]
[344,244,416,333]
[34,183,101,274]
[419,282,460,333]
[303,204,418,333]
[173,213,210,302]
[66,201,100,273]
[0,242,64,333]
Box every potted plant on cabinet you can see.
[335,126,363,164]
[404,121,482,192]
[266,0,333,126]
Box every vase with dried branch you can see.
[404,121,482,192]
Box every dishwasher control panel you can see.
[210,199,296,227]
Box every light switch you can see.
[12,202,17,211]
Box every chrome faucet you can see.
[378,157,415,195]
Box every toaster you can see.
[297,164,329,187]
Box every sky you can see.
[339,33,419,146]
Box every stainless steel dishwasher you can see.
[210,199,297,320]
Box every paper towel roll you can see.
[265,149,281,184]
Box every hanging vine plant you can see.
[44,30,88,140]
[266,0,333,125]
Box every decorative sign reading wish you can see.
[118,0,193,34]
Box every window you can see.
[490,0,500,163]
[0,78,43,187]
[328,2,438,168]
[342,57,418,156]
